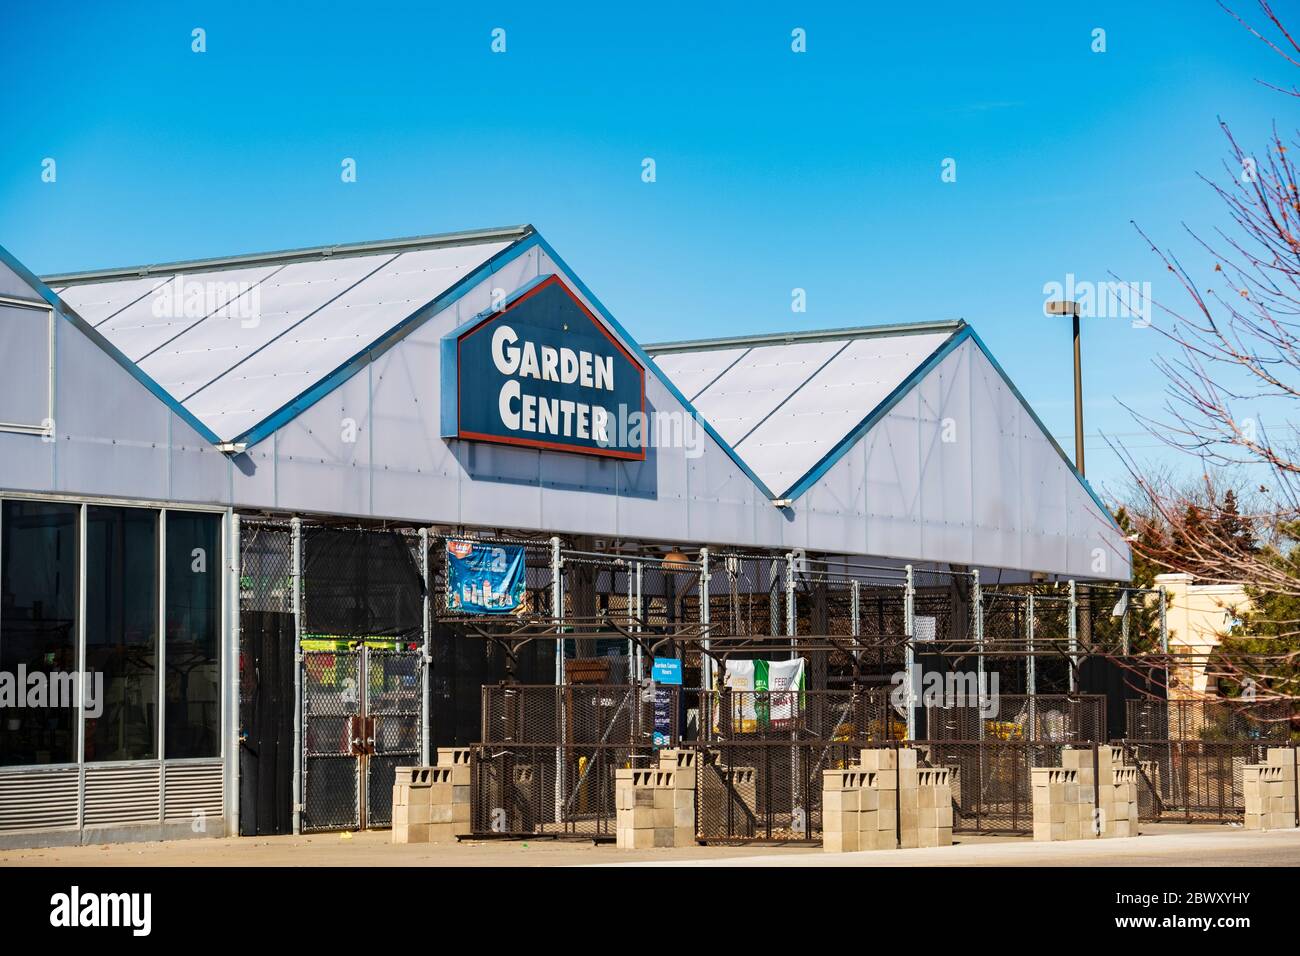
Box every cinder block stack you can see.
[615,768,659,849]
[1108,766,1139,837]
[431,747,473,841]
[657,749,698,847]
[916,767,954,847]
[858,747,899,849]
[1244,748,1299,831]
[1032,767,1094,842]
[392,766,434,844]
[390,749,476,845]
[821,769,867,853]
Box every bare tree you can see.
[1114,1,1300,714]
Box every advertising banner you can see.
[717,658,807,732]
[445,540,526,614]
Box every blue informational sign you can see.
[652,657,683,685]
[444,541,526,614]
[651,657,681,748]
[441,274,646,460]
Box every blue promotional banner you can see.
[441,274,646,460]
[444,540,526,614]
[652,656,681,748]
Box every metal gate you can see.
[302,645,422,831]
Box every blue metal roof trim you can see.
[0,242,225,446]
[780,325,968,501]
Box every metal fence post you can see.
[850,578,861,676]
[784,551,796,648]
[419,527,430,766]
[700,547,712,692]
[634,559,644,681]
[228,513,241,834]
[291,516,303,836]
[1026,592,1036,738]
[1068,580,1078,693]
[904,564,915,740]
[550,536,564,826]
[972,568,983,729]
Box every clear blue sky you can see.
[1,1,1291,500]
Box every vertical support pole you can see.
[972,568,984,737]
[550,535,564,826]
[1068,580,1078,694]
[626,558,635,675]
[227,512,241,834]
[850,578,861,679]
[419,527,430,766]
[1026,592,1037,739]
[784,552,796,655]
[700,547,712,692]
[76,503,87,831]
[904,564,915,741]
[633,560,644,682]
[291,516,303,836]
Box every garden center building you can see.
[0,224,1130,847]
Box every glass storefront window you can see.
[164,511,222,758]
[84,506,159,761]
[0,500,80,766]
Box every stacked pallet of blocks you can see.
[1244,748,1299,831]
[390,748,473,844]
[916,767,954,847]
[820,747,952,852]
[392,767,434,844]
[614,768,665,848]
[1031,767,1092,842]
[657,749,698,846]
[822,769,871,853]
[432,747,474,839]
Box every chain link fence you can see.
[925,693,1106,742]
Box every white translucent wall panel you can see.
[686,341,842,448]
[650,347,750,402]
[735,332,952,496]
[58,275,166,327]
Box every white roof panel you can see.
[681,340,844,447]
[52,234,516,441]
[58,275,167,327]
[97,264,282,363]
[732,332,953,495]
[650,347,750,402]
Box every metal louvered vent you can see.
[83,764,161,827]
[163,762,223,822]
[0,768,79,832]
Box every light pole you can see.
[1045,299,1085,476]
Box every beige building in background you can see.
[1155,572,1250,699]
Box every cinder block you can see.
[395,767,434,788]
[859,749,897,771]
[391,823,430,844]
[393,801,432,826]
[897,748,918,770]
[823,828,859,853]
[674,827,695,846]
[823,789,861,814]
[436,747,473,768]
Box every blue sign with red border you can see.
[441,274,646,459]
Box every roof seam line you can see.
[135,262,291,365]
[684,347,753,403]
[731,339,855,450]
[179,252,403,405]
